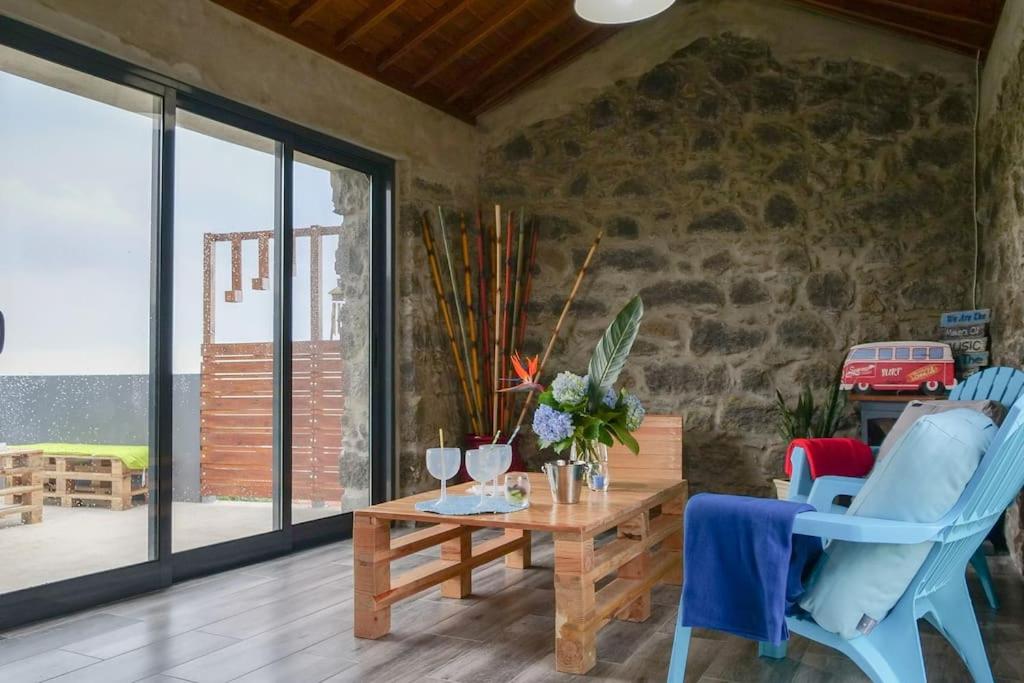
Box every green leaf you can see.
[609,421,640,454]
[586,296,644,411]
[596,427,614,447]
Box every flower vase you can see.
[571,441,610,492]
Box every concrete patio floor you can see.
[0,502,343,593]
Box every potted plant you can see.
[529,296,646,491]
[772,367,846,498]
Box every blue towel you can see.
[680,493,821,645]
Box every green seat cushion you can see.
[18,443,149,471]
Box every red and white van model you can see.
[840,341,957,394]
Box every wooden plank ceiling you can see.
[210,0,1005,123]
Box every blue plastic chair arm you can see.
[806,475,867,511]
[792,511,944,544]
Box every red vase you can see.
[458,433,527,483]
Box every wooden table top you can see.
[356,473,686,537]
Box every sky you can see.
[0,63,349,376]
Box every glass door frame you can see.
[0,15,395,629]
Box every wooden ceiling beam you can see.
[412,0,534,88]
[333,0,406,50]
[288,0,333,27]
[377,0,474,72]
[446,4,576,103]
[471,25,611,116]
[792,0,996,52]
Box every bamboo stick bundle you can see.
[492,205,504,434]
[513,230,604,432]
[460,212,483,425]
[421,212,481,433]
[437,207,483,430]
[515,219,539,353]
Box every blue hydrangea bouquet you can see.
[530,296,646,488]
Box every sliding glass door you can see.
[172,111,279,552]
[291,152,372,522]
[0,43,159,593]
[0,16,393,630]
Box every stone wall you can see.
[978,1,1024,576]
[481,31,977,495]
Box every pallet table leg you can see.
[440,527,473,598]
[661,491,687,586]
[616,511,652,622]
[554,535,597,674]
[354,514,391,639]
[504,529,531,569]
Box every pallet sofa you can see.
[20,444,148,511]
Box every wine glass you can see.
[465,449,497,509]
[426,447,461,504]
[480,444,512,496]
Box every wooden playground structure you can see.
[200,226,345,505]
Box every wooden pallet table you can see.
[41,454,148,511]
[353,473,687,674]
[0,448,44,525]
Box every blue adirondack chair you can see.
[787,366,1024,609]
[668,395,1024,683]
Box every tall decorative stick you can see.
[513,230,604,431]
[460,212,482,424]
[438,207,482,429]
[492,205,503,434]
[516,219,539,352]
[509,210,527,355]
[421,212,480,433]
[475,209,491,428]
[501,210,517,429]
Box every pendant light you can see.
[574,0,675,24]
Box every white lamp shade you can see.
[574,0,675,24]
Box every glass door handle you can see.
[0,308,5,354]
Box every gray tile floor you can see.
[0,530,1021,682]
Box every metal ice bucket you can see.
[542,460,586,504]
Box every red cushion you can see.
[784,438,874,479]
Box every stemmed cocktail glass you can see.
[479,443,512,496]
[426,447,461,504]
[466,448,501,509]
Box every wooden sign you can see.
[955,352,990,368]
[947,337,988,353]
[942,324,988,339]
[940,309,991,327]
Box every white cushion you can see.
[800,409,995,639]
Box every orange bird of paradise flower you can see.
[499,352,544,393]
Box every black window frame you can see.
[0,15,395,629]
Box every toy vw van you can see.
[840,341,956,394]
